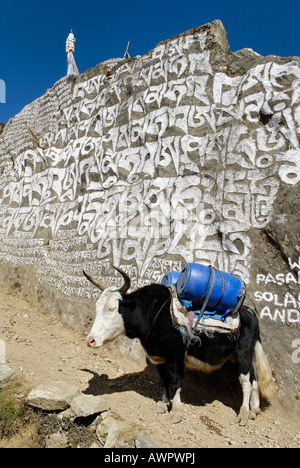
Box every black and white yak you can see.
[83,266,276,425]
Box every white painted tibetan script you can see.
[1,29,300,299]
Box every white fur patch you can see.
[87,288,125,347]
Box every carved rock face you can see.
[0,20,299,416]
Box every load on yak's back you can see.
[161,262,246,334]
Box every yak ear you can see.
[111,265,131,296]
[83,270,108,291]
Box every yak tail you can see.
[253,341,276,402]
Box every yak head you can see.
[83,266,130,348]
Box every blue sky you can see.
[0,0,299,124]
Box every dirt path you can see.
[1,285,299,448]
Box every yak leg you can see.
[168,361,183,406]
[250,379,260,419]
[157,364,169,404]
[172,387,182,410]
[166,360,184,424]
[157,360,184,407]
[235,333,258,425]
[237,373,261,424]
[237,372,252,425]
[156,360,184,422]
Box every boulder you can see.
[26,380,80,411]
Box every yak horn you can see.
[83,270,108,291]
[112,265,131,296]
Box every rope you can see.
[231,279,246,313]
[158,270,246,350]
[191,266,216,333]
[144,295,170,345]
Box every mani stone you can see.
[26,380,80,411]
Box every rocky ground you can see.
[0,285,299,448]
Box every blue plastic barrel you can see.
[161,271,181,287]
[176,263,244,313]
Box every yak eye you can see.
[108,307,116,312]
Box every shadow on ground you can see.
[80,360,251,415]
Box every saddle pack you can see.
[161,263,246,338]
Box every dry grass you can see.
[0,380,98,448]
[0,380,40,447]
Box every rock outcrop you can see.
[0,20,299,416]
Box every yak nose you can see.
[87,337,96,347]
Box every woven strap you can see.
[192,266,216,332]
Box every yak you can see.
[83,266,276,425]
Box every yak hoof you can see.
[155,401,168,414]
[249,409,260,420]
[236,407,249,426]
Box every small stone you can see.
[170,413,182,424]
[155,401,168,414]
[45,431,68,449]
[0,364,15,388]
[70,394,110,418]
[89,442,102,448]
[96,415,126,449]
[135,434,159,448]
